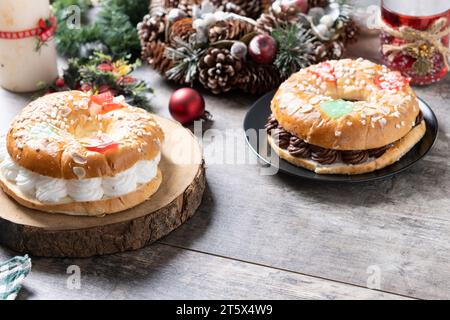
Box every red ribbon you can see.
[0,16,57,42]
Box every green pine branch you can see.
[272,24,319,78]
[166,38,206,85]
[52,0,149,60]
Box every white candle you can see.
[0,0,58,92]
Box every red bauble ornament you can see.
[249,35,277,64]
[281,0,308,14]
[55,77,65,87]
[169,88,206,125]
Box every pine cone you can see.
[308,0,330,8]
[260,0,273,13]
[208,19,255,43]
[256,5,299,33]
[167,0,261,18]
[137,12,167,51]
[166,0,201,15]
[314,41,344,61]
[164,0,184,9]
[169,18,195,45]
[209,0,262,18]
[341,19,360,44]
[227,0,262,19]
[238,63,282,94]
[150,0,166,14]
[144,41,174,75]
[218,2,246,16]
[272,4,301,21]
[198,48,243,94]
[177,0,197,15]
[256,13,281,33]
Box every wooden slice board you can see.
[0,116,205,258]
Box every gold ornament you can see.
[405,43,437,76]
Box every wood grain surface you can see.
[1,244,408,300]
[0,35,449,299]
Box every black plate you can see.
[243,91,438,183]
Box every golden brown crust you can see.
[271,59,420,150]
[7,91,164,179]
[0,168,163,216]
[268,121,426,175]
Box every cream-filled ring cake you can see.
[0,91,164,216]
[267,58,426,175]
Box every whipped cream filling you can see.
[0,141,161,203]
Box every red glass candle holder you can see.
[380,0,450,85]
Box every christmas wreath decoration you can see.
[138,0,359,94]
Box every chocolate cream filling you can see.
[265,112,423,165]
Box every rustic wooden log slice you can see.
[0,116,205,258]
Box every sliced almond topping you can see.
[46,142,60,154]
[390,111,401,118]
[380,106,391,115]
[309,97,321,105]
[73,167,86,179]
[72,152,87,165]
[300,104,314,113]
[61,107,72,117]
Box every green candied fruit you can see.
[320,99,354,119]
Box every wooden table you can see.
[1,35,449,300]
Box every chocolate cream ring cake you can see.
[267,58,426,175]
[0,91,164,216]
